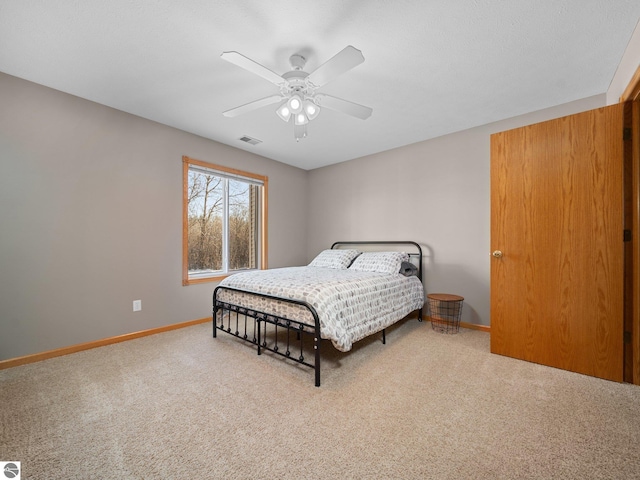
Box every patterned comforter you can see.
[216,266,424,352]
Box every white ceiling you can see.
[1,1,639,170]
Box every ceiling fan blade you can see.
[223,95,284,118]
[221,51,285,86]
[315,94,372,120]
[306,46,365,87]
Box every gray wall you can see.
[306,94,606,327]
[0,72,308,361]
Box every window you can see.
[182,156,267,285]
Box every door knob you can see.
[492,250,503,258]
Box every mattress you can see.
[216,266,424,352]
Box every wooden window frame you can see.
[182,155,268,286]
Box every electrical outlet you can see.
[133,300,142,312]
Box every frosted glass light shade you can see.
[303,100,320,120]
[276,101,291,122]
[294,112,309,125]
[287,95,303,114]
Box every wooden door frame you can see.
[631,101,640,385]
[620,64,640,103]
[621,67,640,384]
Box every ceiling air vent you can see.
[238,135,262,146]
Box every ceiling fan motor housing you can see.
[289,53,306,70]
[281,69,315,101]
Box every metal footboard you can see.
[213,285,322,387]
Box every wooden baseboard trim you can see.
[459,321,491,332]
[0,317,211,370]
[425,316,491,332]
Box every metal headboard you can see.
[330,240,423,283]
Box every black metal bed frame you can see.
[212,241,423,387]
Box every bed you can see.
[212,241,425,386]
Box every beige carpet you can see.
[1,319,640,479]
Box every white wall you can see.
[0,72,308,361]
[307,95,607,327]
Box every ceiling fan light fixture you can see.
[288,94,303,114]
[303,99,320,120]
[276,101,291,122]
[294,112,309,126]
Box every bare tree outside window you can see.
[183,156,267,285]
[187,171,223,272]
[228,179,256,270]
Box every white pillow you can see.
[348,251,409,275]
[308,249,360,269]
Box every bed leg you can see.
[382,328,386,344]
[418,308,423,322]
[257,320,262,356]
[314,336,321,387]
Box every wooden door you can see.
[490,103,625,382]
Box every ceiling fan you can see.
[221,46,372,141]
